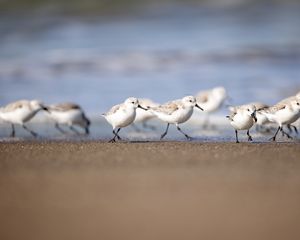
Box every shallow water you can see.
[0,5,300,140]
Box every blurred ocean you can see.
[0,4,300,140]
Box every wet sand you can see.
[1,141,300,240]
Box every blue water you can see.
[0,5,300,140]
[1,6,300,113]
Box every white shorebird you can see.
[261,99,300,141]
[133,98,159,131]
[0,99,48,137]
[102,97,148,142]
[195,86,227,128]
[276,92,300,133]
[226,104,257,143]
[236,102,273,132]
[150,96,203,140]
[46,103,90,135]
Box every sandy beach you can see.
[1,141,300,240]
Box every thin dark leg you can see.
[269,126,281,141]
[287,124,292,133]
[10,124,15,137]
[69,125,80,135]
[22,124,38,137]
[247,129,253,141]
[291,125,298,134]
[109,131,116,142]
[235,130,239,143]
[55,123,66,134]
[176,125,192,140]
[84,126,89,135]
[160,123,170,140]
[115,128,122,140]
[281,128,293,139]
[109,128,121,142]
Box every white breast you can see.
[230,112,254,130]
[154,107,193,124]
[105,108,136,129]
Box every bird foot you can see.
[185,135,192,141]
[269,136,276,141]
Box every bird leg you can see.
[22,124,38,137]
[115,128,122,140]
[69,125,80,135]
[247,130,253,141]
[160,123,170,140]
[10,124,15,137]
[287,124,293,133]
[235,130,239,143]
[269,126,281,141]
[176,124,192,140]
[84,126,90,135]
[108,135,116,143]
[109,128,122,142]
[55,123,66,134]
[281,128,293,139]
[290,124,298,134]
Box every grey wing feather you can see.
[50,103,81,111]
[196,91,210,103]
[1,100,29,112]
[152,102,179,115]
[104,104,122,116]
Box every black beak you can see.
[251,112,257,122]
[195,103,204,111]
[138,104,148,111]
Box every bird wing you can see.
[50,103,81,111]
[1,100,29,113]
[251,102,269,110]
[152,102,179,115]
[196,91,210,103]
[104,104,123,116]
[266,103,286,113]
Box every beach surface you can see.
[1,141,300,240]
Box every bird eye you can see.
[247,109,250,111]
[189,100,192,102]
[132,102,135,104]
[297,103,300,105]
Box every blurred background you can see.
[0,0,300,116]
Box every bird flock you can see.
[0,87,299,143]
